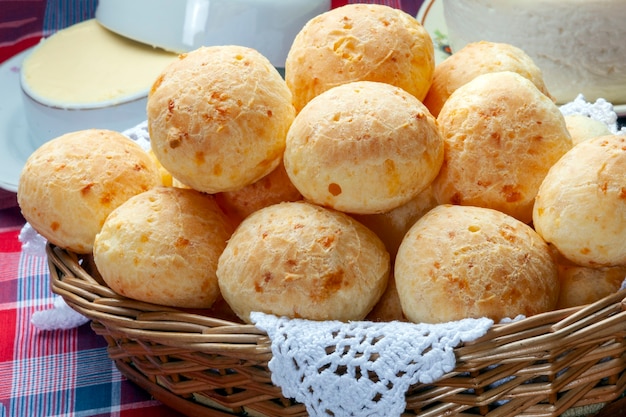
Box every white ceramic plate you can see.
[416,0,626,117]
[0,49,34,193]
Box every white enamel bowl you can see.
[19,19,179,150]
[95,0,331,68]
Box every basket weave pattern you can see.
[47,244,626,417]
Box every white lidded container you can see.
[95,0,331,68]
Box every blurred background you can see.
[0,0,424,210]
[1,0,98,64]
[0,0,424,64]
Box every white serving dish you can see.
[19,19,179,151]
[20,89,149,151]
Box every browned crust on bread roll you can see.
[215,160,302,226]
[433,71,572,224]
[366,272,406,322]
[285,3,434,113]
[18,129,161,254]
[533,134,626,267]
[556,257,626,309]
[147,45,295,193]
[216,201,390,323]
[352,184,438,260]
[93,186,235,308]
[284,81,443,215]
[423,41,553,117]
[395,204,559,323]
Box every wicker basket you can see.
[47,243,626,417]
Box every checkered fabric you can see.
[0,208,187,417]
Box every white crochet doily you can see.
[252,312,493,417]
[560,94,626,135]
[122,120,152,151]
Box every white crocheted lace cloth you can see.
[252,312,493,417]
[122,120,151,151]
[560,94,626,134]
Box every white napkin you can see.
[31,296,90,330]
[18,222,48,257]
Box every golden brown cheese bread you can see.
[93,186,235,308]
[147,149,173,186]
[366,272,406,322]
[395,204,559,323]
[423,41,552,117]
[215,160,302,225]
[433,71,573,224]
[284,80,443,215]
[533,134,626,267]
[563,114,612,145]
[216,201,390,323]
[555,252,626,309]
[351,184,438,260]
[285,3,434,113]
[18,129,161,254]
[147,45,295,193]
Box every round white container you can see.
[442,0,626,104]
[95,0,332,68]
[20,19,179,149]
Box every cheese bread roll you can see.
[533,134,626,267]
[147,45,295,193]
[433,71,572,224]
[395,204,559,323]
[18,129,160,254]
[94,187,235,308]
[424,41,552,117]
[285,3,434,113]
[285,81,443,215]
[217,201,390,323]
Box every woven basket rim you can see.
[46,242,626,416]
[47,244,272,358]
[46,242,626,361]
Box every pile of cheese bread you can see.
[17,4,626,325]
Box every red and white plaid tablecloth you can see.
[0,207,188,417]
[0,2,425,416]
